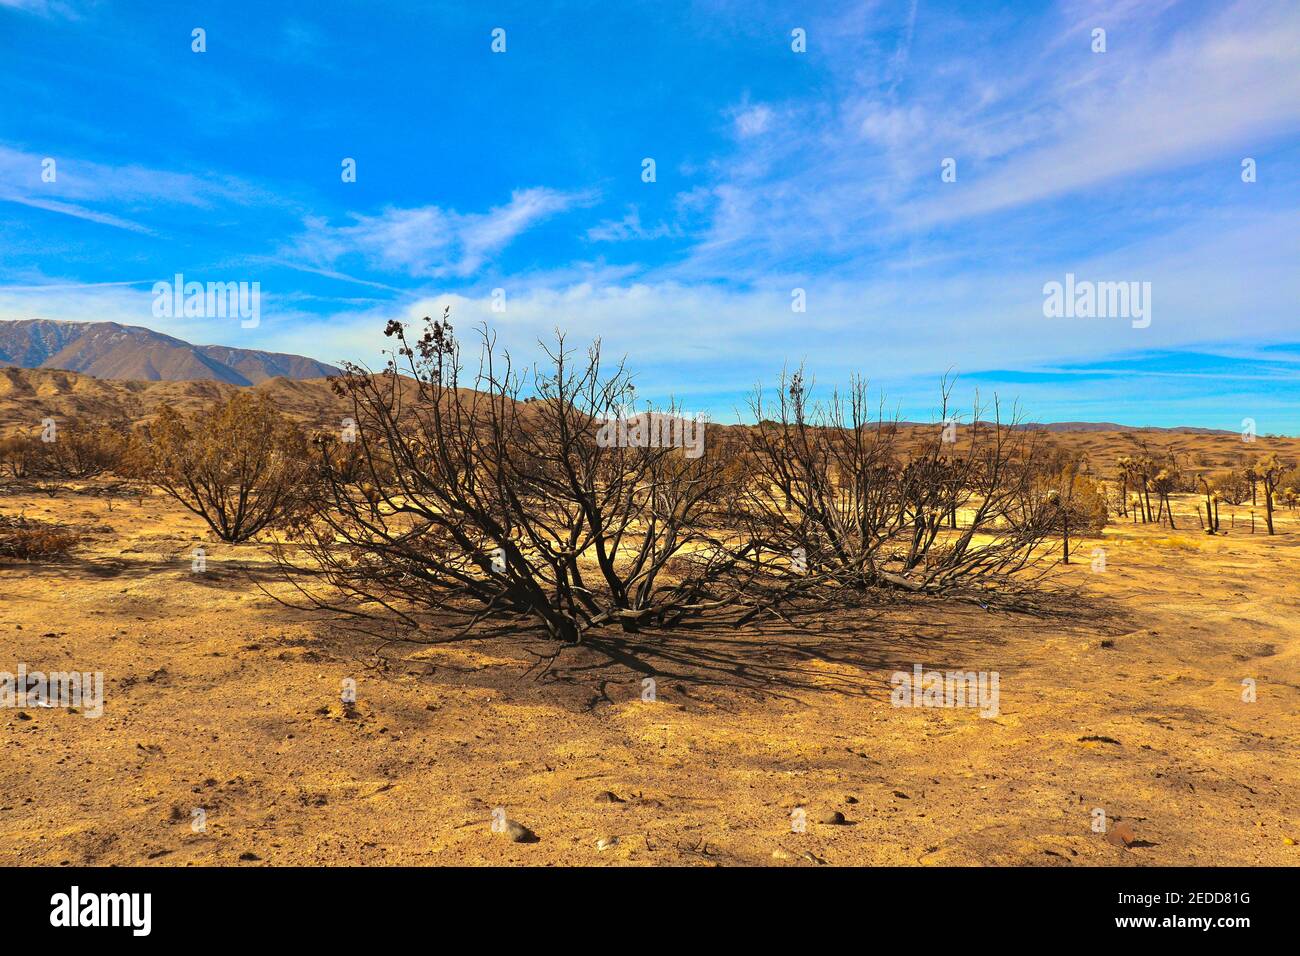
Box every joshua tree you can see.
[1256,454,1282,535]
[1117,453,1159,523]
[1150,468,1178,529]
[1199,475,1220,533]
[1114,456,1131,517]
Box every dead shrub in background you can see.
[0,433,40,482]
[1256,453,1283,535]
[42,420,127,479]
[1210,468,1251,506]
[737,371,1061,598]
[132,392,309,543]
[0,420,126,487]
[0,513,79,561]
[1279,466,1300,511]
[1014,464,1109,561]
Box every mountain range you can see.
[0,319,340,385]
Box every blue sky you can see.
[1,0,1298,431]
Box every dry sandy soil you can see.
[1,481,1297,867]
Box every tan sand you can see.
[1,483,1296,866]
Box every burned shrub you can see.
[0,420,126,484]
[276,318,1089,645]
[43,420,128,479]
[1014,465,1109,561]
[133,392,309,542]
[1210,468,1251,506]
[0,433,39,481]
[280,313,756,643]
[0,513,79,561]
[737,372,1060,595]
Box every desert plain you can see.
[2,449,1297,866]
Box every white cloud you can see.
[734,104,773,138]
[681,0,1300,277]
[2,198,1297,422]
[0,0,78,16]
[906,0,1300,226]
[1,196,152,233]
[586,206,682,243]
[0,145,274,233]
[283,187,592,279]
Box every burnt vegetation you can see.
[19,314,1293,641]
[278,314,759,643]
[263,313,1086,643]
[125,393,310,543]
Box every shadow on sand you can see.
[317,587,1126,712]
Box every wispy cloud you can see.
[283,188,594,279]
[0,0,79,17]
[3,1,1299,430]
[905,0,1300,226]
[675,0,1300,277]
[733,103,774,138]
[0,195,152,233]
[586,206,683,243]
[0,145,271,234]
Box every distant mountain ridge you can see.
[0,319,340,385]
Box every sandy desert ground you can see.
[1,480,1297,867]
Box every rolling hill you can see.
[1,365,1295,474]
[0,367,349,435]
[0,321,1288,467]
